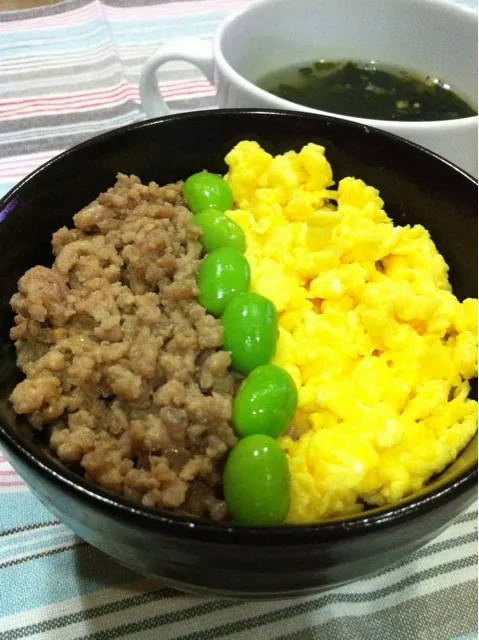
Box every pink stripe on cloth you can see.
[0,151,63,179]
[0,80,214,120]
[0,481,27,488]
[0,79,211,111]
[0,0,249,33]
[0,81,136,118]
[0,150,60,169]
[0,463,24,487]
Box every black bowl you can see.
[0,109,477,599]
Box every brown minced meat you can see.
[9,174,239,521]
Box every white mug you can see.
[140,0,478,176]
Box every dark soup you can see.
[256,60,477,121]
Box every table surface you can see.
[0,1,477,638]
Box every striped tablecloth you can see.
[0,1,477,638]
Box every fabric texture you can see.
[0,0,477,637]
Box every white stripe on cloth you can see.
[1,68,126,98]
[0,540,85,570]
[0,522,62,541]
[207,578,478,640]
[1,505,476,638]
[0,43,116,74]
[1,76,211,101]
[0,113,139,146]
[4,561,476,640]
[0,150,64,181]
[0,484,29,494]
[0,529,77,560]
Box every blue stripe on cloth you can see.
[0,540,139,617]
[0,22,221,59]
[0,493,60,532]
[0,528,76,562]
[0,26,110,59]
[0,182,16,199]
[109,18,224,44]
[0,13,230,56]
[0,19,106,44]
[107,10,232,32]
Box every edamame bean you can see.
[223,434,290,525]
[183,172,233,214]
[194,208,246,254]
[198,247,250,316]
[221,292,278,374]
[233,364,298,439]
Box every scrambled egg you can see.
[224,140,478,524]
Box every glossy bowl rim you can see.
[0,108,477,545]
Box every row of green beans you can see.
[184,171,298,525]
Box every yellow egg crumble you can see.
[224,140,478,525]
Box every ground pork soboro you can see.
[9,173,238,522]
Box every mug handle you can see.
[139,38,215,118]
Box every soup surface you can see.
[256,60,477,121]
